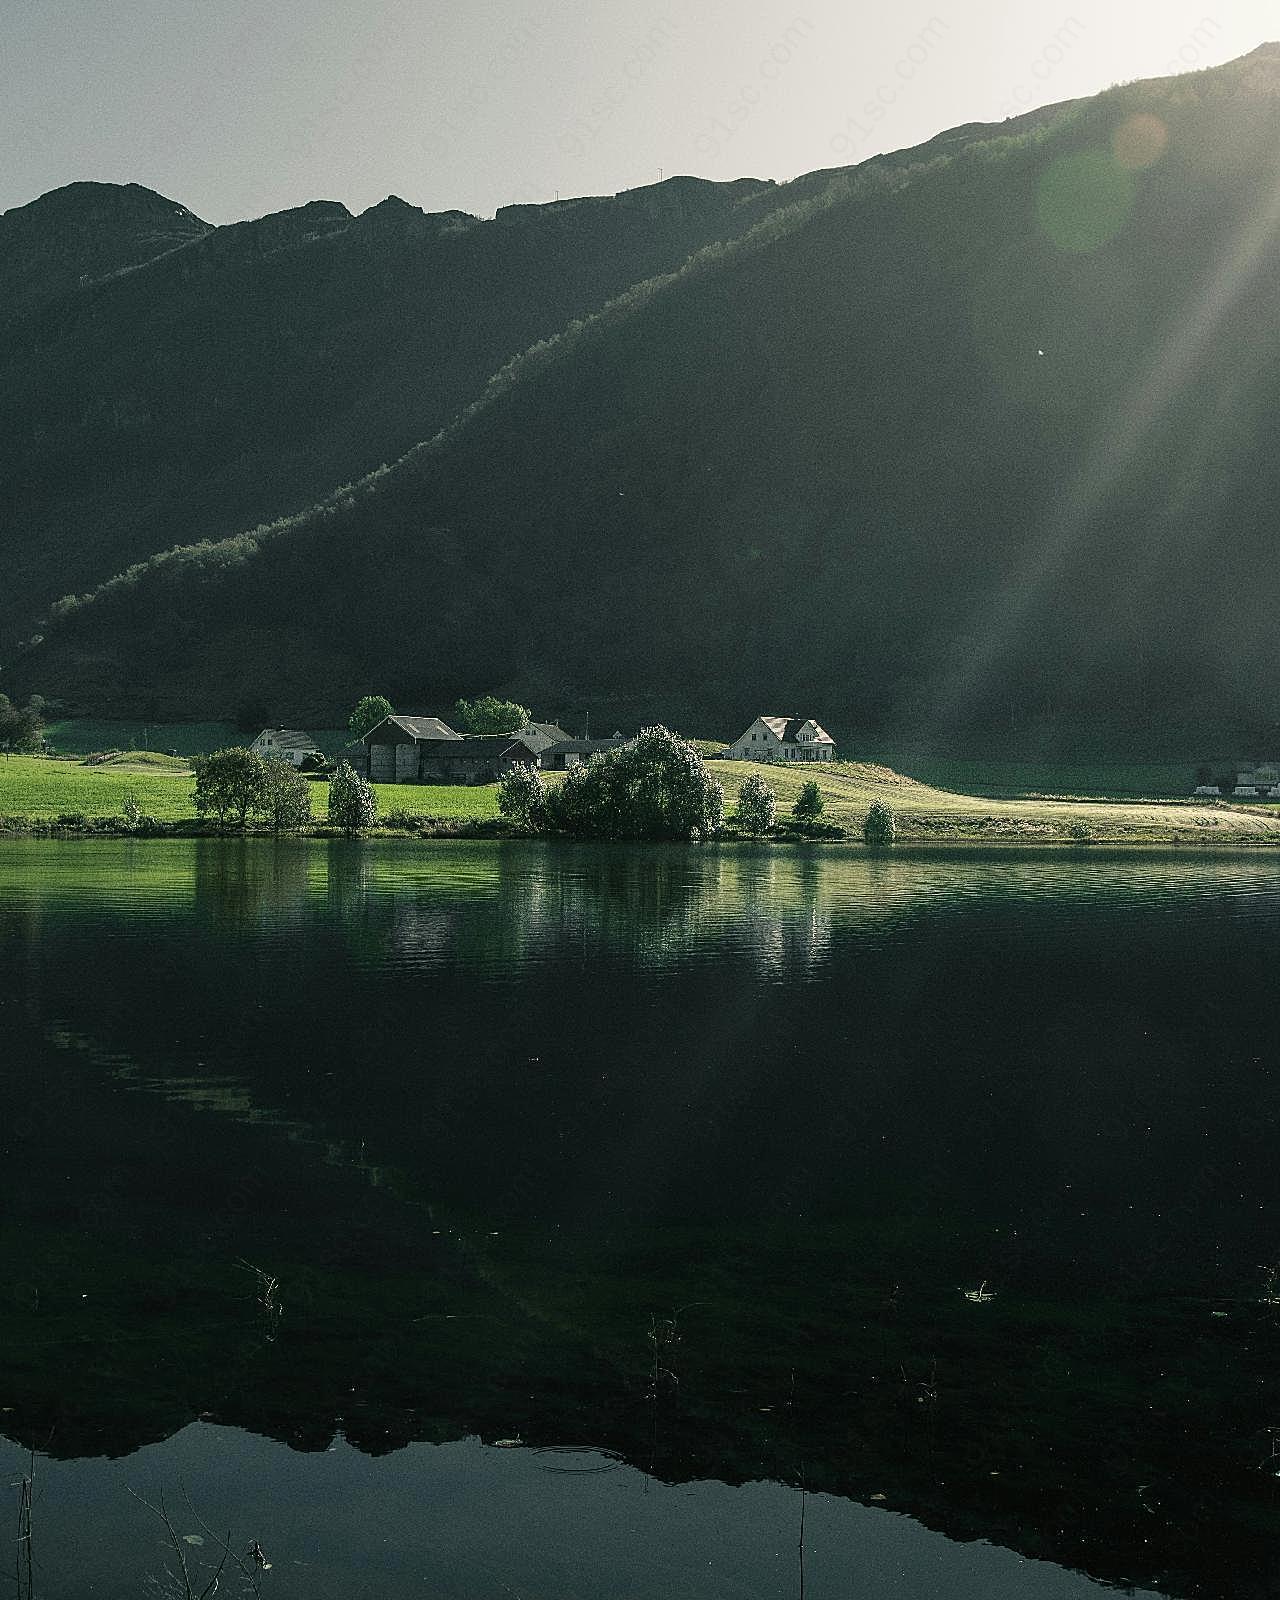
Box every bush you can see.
[498,763,546,829]
[863,800,897,846]
[543,726,723,840]
[793,780,824,822]
[299,751,329,774]
[192,747,269,826]
[261,754,312,832]
[381,807,427,830]
[736,774,776,835]
[329,761,377,833]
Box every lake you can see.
[1,838,1277,1598]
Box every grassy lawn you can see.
[1,752,1274,843]
[717,759,1280,844]
[0,755,498,824]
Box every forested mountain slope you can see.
[0,172,778,646]
[10,46,1280,745]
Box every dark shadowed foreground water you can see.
[2,839,1278,1597]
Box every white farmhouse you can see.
[728,716,836,763]
[250,728,319,767]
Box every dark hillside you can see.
[0,181,212,324]
[0,174,777,645]
[12,46,1280,745]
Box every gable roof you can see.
[507,721,573,752]
[253,728,315,749]
[367,714,462,742]
[754,716,835,744]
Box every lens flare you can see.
[1113,113,1170,171]
[1037,149,1137,254]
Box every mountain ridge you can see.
[8,45,1280,745]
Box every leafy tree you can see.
[737,773,776,835]
[498,763,546,829]
[261,754,313,833]
[0,693,45,752]
[349,695,393,741]
[192,747,269,826]
[793,779,824,821]
[454,695,530,735]
[543,726,723,840]
[328,760,377,834]
[863,800,897,846]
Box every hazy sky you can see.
[4,1,1276,222]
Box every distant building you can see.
[250,728,319,767]
[356,714,463,783]
[353,714,548,783]
[509,721,573,755]
[416,735,545,784]
[1234,763,1280,799]
[727,716,836,763]
[540,735,628,771]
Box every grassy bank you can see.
[714,759,1280,845]
[0,755,498,827]
[2,752,1277,845]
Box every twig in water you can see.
[797,1467,807,1600]
[127,1488,229,1600]
[13,1449,34,1600]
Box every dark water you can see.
[2,839,1278,1598]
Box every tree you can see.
[793,779,824,822]
[192,748,269,826]
[737,773,776,835]
[863,800,897,846]
[498,763,546,829]
[349,695,393,741]
[543,726,723,840]
[328,760,377,833]
[0,693,45,752]
[454,695,530,735]
[261,754,313,833]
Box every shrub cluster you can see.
[192,748,313,831]
[542,727,722,840]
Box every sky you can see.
[3,1,1277,223]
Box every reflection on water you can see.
[0,1423,1160,1600]
[2,839,1279,1599]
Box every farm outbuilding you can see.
[354,714,544,784]
[357,715,462,782]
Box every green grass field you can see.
[0,756,497,825]
[1,752,1275,843]
[715,759,1280,844]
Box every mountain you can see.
[0,172,780,649]
[0,181,212,324]
[8,46,1280,747]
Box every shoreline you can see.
[3,821,1280,851]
